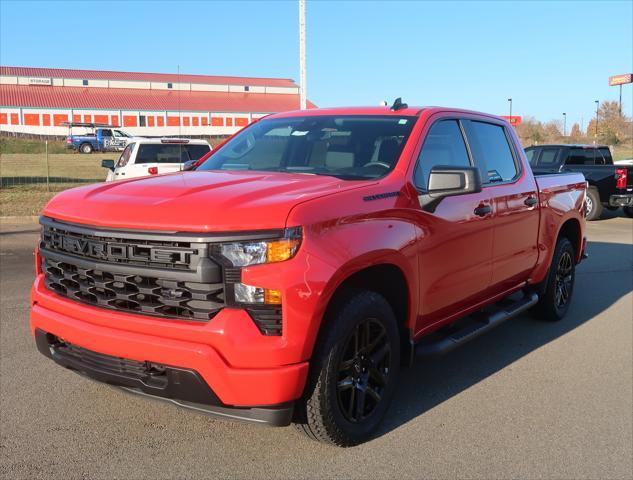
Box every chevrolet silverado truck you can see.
[31,105,587,446]
[525,144,633,220]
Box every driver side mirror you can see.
[101,159,115,171]
[420,165,482,212]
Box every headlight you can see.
[219,228,302,267]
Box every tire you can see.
[79,143,93,154]
[623,206,633,218]
[532,237,576,321]
[294,290,400,446]
[585,187,603,221]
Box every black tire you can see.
[294,290,400,446]
[79,143,93,154]
[532,237,576,321]
[623,206,633,218]
[585,187,603,221]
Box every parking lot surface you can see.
[1,213,631,479]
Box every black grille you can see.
[52,336,155,381]
[41,222,205,271]
[247,307,283,336]
[43,257,224,321]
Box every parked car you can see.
[101,138,211,181]
[31,105,586,446]
[525,144,633,219]
[65,123,134,154]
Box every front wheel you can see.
[295,291,400,446]
[532,237,576,321]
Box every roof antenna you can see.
[390,97,407,111]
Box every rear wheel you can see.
[623,206,633,218]
[294,290,400,446]
[533,237,576,321]
[79,143,93,154]
[585,187,602,221]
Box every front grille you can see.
[43,256,224,321]
[51,335,156,381]
[41,221,206,271]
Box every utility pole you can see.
[562,112,566,137]
[594,100,599,137]
[299,0,307,110]
[507,98,512,123]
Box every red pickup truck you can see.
[31,105,586,446]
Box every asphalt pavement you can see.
[1,212,631,479]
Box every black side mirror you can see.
[182,159,197,171]
[101,159,115,171]
[421,165,482,212]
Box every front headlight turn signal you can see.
[219,228,302,267]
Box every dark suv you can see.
[526,144,633,220]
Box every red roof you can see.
[0,66,298,88]
[0,84,315,113]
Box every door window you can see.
[567,148,595,165]
[413,120,471,190]
[538,148,559,166]
[101,129,112,137]
[466,121,519,184]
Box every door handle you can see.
[524,196,538,207]
[474,205,492,217]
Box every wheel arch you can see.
[557,217,582,262]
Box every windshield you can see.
[196,115,417,180]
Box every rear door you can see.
[463,119,540,293]
[411,117,494,331]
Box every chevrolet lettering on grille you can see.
[43,230,196,265]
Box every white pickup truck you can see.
[101,138,212,182]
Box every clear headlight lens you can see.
[219,228,301,267]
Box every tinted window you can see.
[101,129,112,137]
[538,148,559,166]
[567,148,595,165]
[135,144,211,164]
[139,115,146,127]
[598,148,613,165]
[414,120,471,190]
[468,121,518,183]
[197,115,416,180]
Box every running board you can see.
[415,292,539,357]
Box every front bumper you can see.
[30,275,309,421]
[609,194,633,207]
[34,329,294,425]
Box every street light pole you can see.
[507,98,512,123]
[594,100,599,137]
[562,112,566,136]
[299,0,307,110]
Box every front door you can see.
[410,117,494,334]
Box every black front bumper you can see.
[35,329,293,426]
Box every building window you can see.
[167,83,173,89]
[82,79,88,86]
[244,86,250,92]
[139,115,146,127]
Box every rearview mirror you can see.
[420,166,482,212]
[101,159,115,171]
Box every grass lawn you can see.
[0,184,71,217]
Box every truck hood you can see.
[43,171,372,232]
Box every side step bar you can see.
[415,292,539,357]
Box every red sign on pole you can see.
[609,74,632,86]
[501,115,522,126]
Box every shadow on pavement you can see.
[379,239,633,437]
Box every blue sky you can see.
[1,0,631,128]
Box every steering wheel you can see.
[363,161,391,169]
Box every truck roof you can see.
[526,144,610,149]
